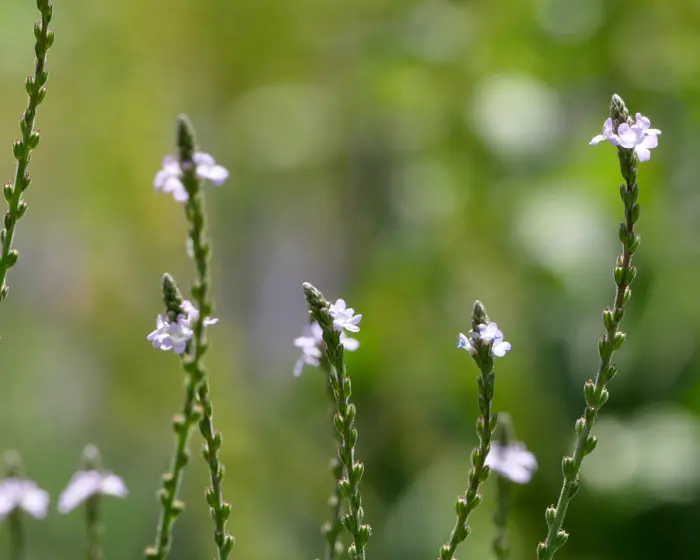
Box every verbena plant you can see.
[0,2,662,558]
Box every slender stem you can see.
[145,372,199,559]
[303,283,371,560]
[8,509,24,560]
[438,358,496,560]
[0,0,54,303]
[86,495,103,560]
[178,117,233,560]
[322,360,346,560]
[492,464,510,560]
[537,98,641,560]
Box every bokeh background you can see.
[0,0,699,558]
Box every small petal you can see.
[341,336,360,351]
[100,474,128,498]
[492,341,512,357]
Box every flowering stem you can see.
[320,359,346,560]
[8,509,24,560]
[85,495,103,560]
[303,283,372,560]
[537,95,641,560]
[0,0,54,304]
[438,301,498,560]
[177,116,233,559]
[146,277,199,560]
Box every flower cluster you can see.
[329,299,362,333]
[457,322,511,358]
[293,321,359,377]
[485,442,538,484]
[0,469,126,520]
[154,151,229,202]
[147,300,218,354]
[590,113,661,162]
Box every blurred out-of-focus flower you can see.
[154,152,228,202]
[0,478,49,520]
[293,321,359,376]
[485,442,537,484]
[58,470,127,513]
[147,300,217,354]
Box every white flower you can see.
[0,478,49,520]
[589,114,661,162]
[181,300,219,327]
[456,332,477,355]
[146,300,217,354]
[477,323,512,357]
[485,442,537,484]
[193,152,229,185]
[154,151,228,202]
[328,299,362,333]
[58,470,127,513]
[147,313,193,354]
[293,322,358,376]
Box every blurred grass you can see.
[1,0,700,558]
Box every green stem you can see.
[86,495,103,560]
[0,0,54,303]
[178,117,233,560]
[438,358,496,560]
[303,283,371,560]
[8,509,24,560]
[537,134,640,559]
[322,360,346,560]
[145,371,199,559]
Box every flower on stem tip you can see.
[0,478,49,520]
[154,151,228,202]
[485,442,537,484]
[58,470,128,513]
[293,321,359,376]
[147,299,218,354]
[457,322,511,358]
[590,113,661,162]
[328,299,362,333]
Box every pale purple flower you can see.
[181,299,219,327]
[146,300,217,354]
[328,299,362,333]
[590,113,661,162]
[477,323,512,357]
[58,470,127,513]
[293,321,358,376]
[147,313,193,354]
[485,442,537,484]
[589,118,616,146]
[154,151,228,202]
[193,152,229,185]
[456,332,477,355]
[0,478,49,520]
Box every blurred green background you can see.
[1,0,699,558]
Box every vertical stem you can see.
[322,360,346,560]
[303,283,371,560]
[86,495,103,560]
[492,474,510,560]
[438,359,496,560]
[177,117,233,560]
[0,0,54,303]
[8,509,24,560]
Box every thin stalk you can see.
[85,495,103,560]
[304,283,371,560]
[537,94,642,560]
[8,509,24,560]
[0,0,54,303]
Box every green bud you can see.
[545,506,557,527]
[562,456,577,480]
[602,308,615,331]
[583,436,598,455]
[612,331,626,350]
[574,417,585,434]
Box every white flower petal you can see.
[100,474,128,498]
[21,486,49,518]
[58,471,102,513]
[341,336,360,351]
